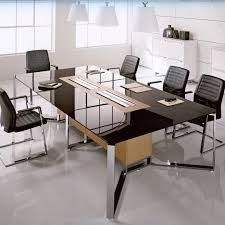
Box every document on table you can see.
[121,83,152,93]
[121,83,142,89]
[130,86,152,93]
[158,99,184,107]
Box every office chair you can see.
[174,74,225,154]
[107,55,140,81]
[25,50,58,104]
[26,49,58,73]
[0,88,48,167]
[148,66,190,97]
[148,66,191,137]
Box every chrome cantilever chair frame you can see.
[25,50,63,123]
[147,65,192,138]
[148,80,192,137]
[172,120,225,154]
[172,75,225,154]
[25,50,59,105]
[165,90,193,138]
[26,64,59,106]
[149,113,217,171]
[0,95,48,167]
[0,95,33,149]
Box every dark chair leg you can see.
[29,89,33,105]
[172,125,176,139]
[38,108,48,155]
[57,114,61,121]
[29,129,33,140]
[146,157,151,165]
[200,123,207,154]
[164,128,168,137]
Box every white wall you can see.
[0,1,131,81]
[4,1,224,82]
[132,0,225,80]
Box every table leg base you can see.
[112,159,151,219]
[149,159,214,171]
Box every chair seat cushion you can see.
[189,115,214,127]
[15,111,47,132]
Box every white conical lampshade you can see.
[95,5,118,27]
[67,2,88,23]
[133,7,159,33]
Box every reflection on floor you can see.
[0,70,225,225]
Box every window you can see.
[76,0,128,48]
[0,0,55,55]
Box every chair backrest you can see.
[0,88,16,133]
[26,50,50,73]
[163,66,190,98]
[120,55,140,80]
[194,74,225,119]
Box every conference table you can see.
[14,66,216,219]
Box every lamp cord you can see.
[142,2,149,7]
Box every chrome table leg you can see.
[212,114,216,169]
[107,145,115,219]
[13,75,17,107]
[65,115,69,149]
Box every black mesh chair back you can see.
[26,50,50,73]
[163,66,190,98]
[194,74,225,119]
[0,88,16,133]
[120,55,140,80]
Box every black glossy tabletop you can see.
[15,66,215,145]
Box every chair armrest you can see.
[24,67,32,73]
[18,106,42,115]
[10,95,28,105]
[107,67,121,72]
[51,65,59,70]
[10,95,29,109]
[10,95,28,101]
[185,91,193,95]
[147,81,162,86]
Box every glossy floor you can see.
[0,70,225,225]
